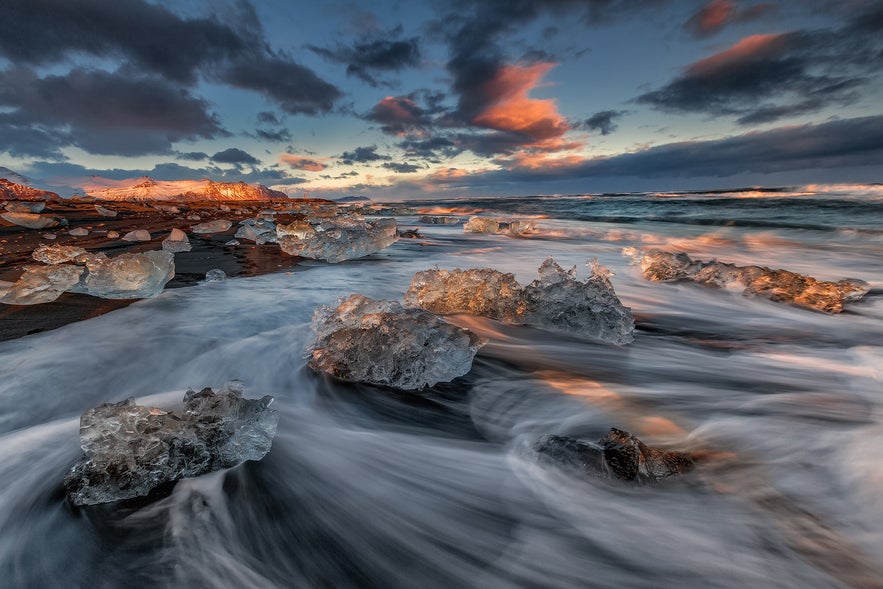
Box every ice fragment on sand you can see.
[1,211,59,229]
[94,204,117,217]
[191,219,232,234]
[73,250,174,299]
[404,257,635,344]
[278,217,398,263]
[162,228,192,253]
[69,227,89,236]
[122,229,152,242]
[42,233,56,240]
[63,384,278,506]
[464,216,536,235]
[627,248,870,313]
[5,201,45,213]
[205,269,226,282]
[0,264,84,305]
[534,428,694,482]
[309,294,484,390]
[32,244,87,265]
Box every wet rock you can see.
[64,384,278,506]
[534,428,694,482]
[398,228,423,239]
[106,230,120,239]
[121,229,152,242]
[309,294,485,390]
[162,228,192,253]
[404,257,635,344]
[191,219,232,234]
[278,217,398,263]
[627,248,870,313]
[1,211,60,229]
[0,264,84,305]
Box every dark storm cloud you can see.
[382,161,425,173]
[581,110,625,135]
[640,8,883,124]
[210,148,260,165]
[257,112,281,126]
[253,128,292,142]
[339,146,392,165]
[684,1,775,39]
[398,136,461,159]
[175,151,210,161]
[309,26,421,87]
[0,0,341,157]
[0,67,223,158]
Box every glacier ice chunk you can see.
[309,294,485,390]
[0,264,84,305]
[162,228,192,253]
[464,216,536,236]
[73,250,175,299]
[32,244,87,265]
[94,204,117,217]
[235,218,276,244]
[1,211,59,229]
[191,219,232,234]
[205,269,227,282]
[121,229,152,242]
[278,217,398,263]
[69,227,89,236]
[63,385,279,506]
[5,201,45,213]
[404,257,635,344]
[627,248,871,313]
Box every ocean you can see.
[1,188,882,588]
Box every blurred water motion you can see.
[1,192,881,587]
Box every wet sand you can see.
[0,198,330,342]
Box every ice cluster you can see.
[64,384,279,506]
[464,216,536,236]
[534,428,694,482]
[309,294,485,390]
[278,217,398,263]
[626,248,870,313]
[1,245,174,304]
[404,258,635,344]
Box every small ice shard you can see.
[235,218,276,244]
[191,219,232,234]
[404,257,635,344]
[162,228,192,253]
[63,385,279,506]
[69,227,89,236]
[0,264,83,305]
[205,269,227,282]
[73,250,174,299]
[534,428,694,482]
[224,239,239,246]
[1,211,59,229]
[43,233,56,240]
[309,294,485,390]
[627,249,871,313]
[278,217,398,263]
[5,201,45,213]
[94,204,117,217]
[121,229,152,242]
[419,215,461,224]
[106,230,120,239]
[32,244,87,265]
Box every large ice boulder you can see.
[0,264,83,305]
[309,294,485,390]
[404,257,635,345]
[71,250,175,299]
[626,248,870,313]
[64,384,279,506]
[32,244,88,265]
[191,219,232,234]
[278,217,398,263]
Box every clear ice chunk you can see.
[464,216,536,235]
[278,217,398,263]
[162,228,192,253]
[69,227,89,236]
[235,218,276,244]
[72,250,175,299]
[308,294,485,390]
[404,257,635,344]
[191,219,232,234]
[94,204,117,217]
[32,244,87,265]
[627,248,871,313]
[5,201,45,213]
[63,385,279,506]
[121,229,152,242]
[1,211,59,229]
[204,269,227,282]
[0,264,83,305]
[534,428,694,482]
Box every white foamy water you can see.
[1,194,882,588]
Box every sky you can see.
[1,0,882,199]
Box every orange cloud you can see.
[503,152,587,171]
[689,33,788,75]
[472,63,569,145]
[280,154,327,172]
[695,0,734,34]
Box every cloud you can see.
[175,151,209,161]
[0,67,224,158]
[339,146,391,165]
[210,148,260,165]
[280,154,327,172]
[0,0,340,116]
[382,162,425,173]
[636,31,870,124]
[367,95,434,135]
[684,1,775,38]
[581,110,625,135]
[257,111,281,125]
[309,26,421,87]
[254,128,292,142]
